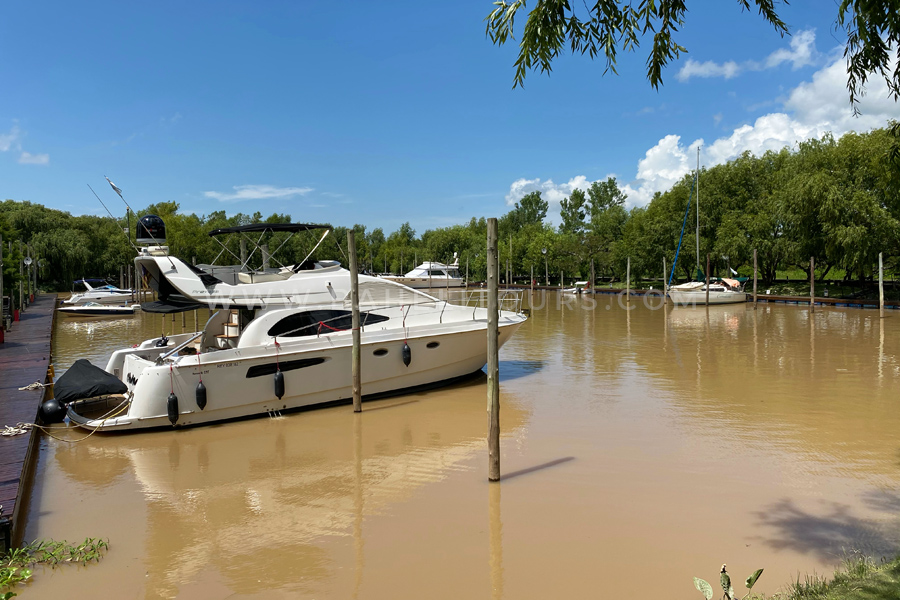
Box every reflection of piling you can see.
[349,231,362,412]
[489,482,503,599]
[487,218,500,482]
[753,248,758,309]
[879,252,885,319]
[810,256,815,313]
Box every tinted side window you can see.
[267,310,389,337]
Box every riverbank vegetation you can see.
[1,126,898,301]
[0,538,108,598]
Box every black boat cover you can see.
[208,223,330,236]
[54,359,128,405]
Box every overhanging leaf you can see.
[694,577,714,600]
[745,568,763,589]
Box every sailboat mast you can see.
[696,146,700,275]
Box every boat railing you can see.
[446,289,525,316]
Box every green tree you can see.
[485,1,899,111]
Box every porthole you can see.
[373,348,389,357]
[426,341,440,349]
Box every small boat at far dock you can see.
[62,279,135,305]
[667,279,747,305]
[380,255,465,289]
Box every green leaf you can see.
[694,577,714,600]
[721,568,733,600]
[745,569,763,590]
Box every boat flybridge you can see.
[65,217,526,431]
[380,255,465,289]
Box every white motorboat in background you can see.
[380,256,465,289]
[667,279,747,305]
[562,281,590,294]
[64,220,526,432]
[62,279,134,305]
[58,302,140,317]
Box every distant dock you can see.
[0,294,55,551]
[491,284,900,309]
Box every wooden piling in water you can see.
[662,257,667,297]
[705,254,710,306]
[591,259,595,294]
[626,257,630,302]
[810,256,815,313]
[487,218,500,482]
[753,248,758,309]
[879,252,885,319]
[348,231,361,412]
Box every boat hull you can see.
[58,307,136,317]
[667,290,747,305]
[68,316,524,431]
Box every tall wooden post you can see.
[810,256,815,313]
[663,257,667,297]
[120,265,124,289]
[240,238,247,266]
[261,244,270,271]
[560,270,563,290]
[530,265,534,295]
[879,252,885,319]
[487,218,500,482]
[465,255,469,287]
[544,255,548,287]
[194,309,198,332]
[753,248,758,309]
[590,258,595,294]
[18,240,23,311]
[0,233,4,325]
[349,231,362,412]
[705,254,710,305]
[181,311,186,332]
[626,256,630,303]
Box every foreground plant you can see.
[0,538,108,599]
[695,564,764,600]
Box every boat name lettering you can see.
[217,362,239,369]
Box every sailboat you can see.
[667,150,747,306]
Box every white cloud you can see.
[0,124,20,152]
[18,151,49,165]
[677,29,819,82]
[506,51,900,212]
[764,29,816,69]
[203,184,314,202]
[0,122,49,165]
[677,59,741,81]
[505,175,597,221]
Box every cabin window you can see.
[267,310,389,338]
[428,270,445,276]
[426,341,440,349]
[373,348,389,356]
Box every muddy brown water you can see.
[21,293,900,599]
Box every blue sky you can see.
[2,1,898,234]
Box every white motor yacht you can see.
[65,221,526,432]
[57,302,140,317]
[380,256,465,289]
[62,279,135,305]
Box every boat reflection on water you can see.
[50,374,529,598]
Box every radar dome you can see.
[136,215,166,246]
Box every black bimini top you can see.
[208,223,330,237]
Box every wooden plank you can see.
[0,294,56,551]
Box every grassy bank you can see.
[738,554,900,600]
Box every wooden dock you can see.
[0,294,56,551]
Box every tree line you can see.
[1,125,898,301]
